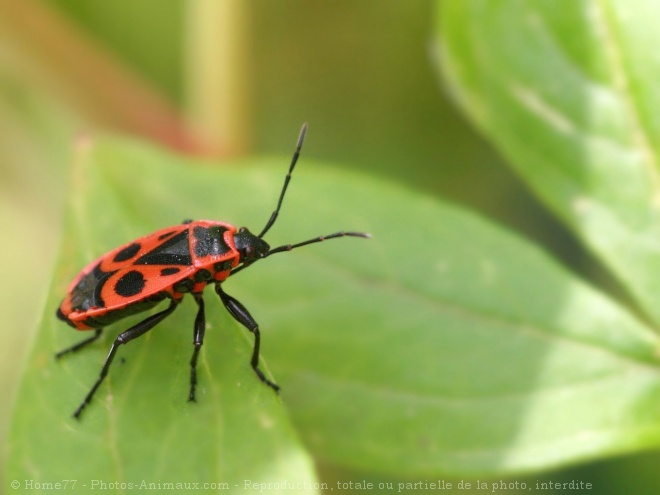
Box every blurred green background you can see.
[2,1,658,493]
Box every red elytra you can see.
[56,124,369,419]
[58,220,241,330]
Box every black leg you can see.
[72,299,179,419]
[55,328,103,359]
[188,294,206,402]
[215,284,280,392]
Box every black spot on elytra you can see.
[136,230,192,265]
[113,243,141,262]
[160,267,181,276]
[115,270,146,297]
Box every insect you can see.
[56,124,369,419]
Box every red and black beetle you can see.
[56,124,369,419]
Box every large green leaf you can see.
[7,133,660,484]
[264,172,660,475]
[437,0,660,325]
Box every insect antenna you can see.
[257,123,308,239]
[266,231,371,257]
[230,230,370,277]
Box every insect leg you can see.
[215,284,280,392]
[55,328,103,359]
[188,294,206,402]
[72,299,179,419]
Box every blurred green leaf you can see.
[437,0,660,325]
[8,133,660,482]
[47,0,185,103]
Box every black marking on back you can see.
[113,242,141,262]
[193,226,230,257]
[160,267,181,276]
[83,291,168,328]
[70,262,115,311]
[136,230,192,266]
[115,270,146,297]
[158,230,178,241]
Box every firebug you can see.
[56,124,369,419]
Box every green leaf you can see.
[437,0,660,325]
[8,133,660,483]
[263,172,660,475]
